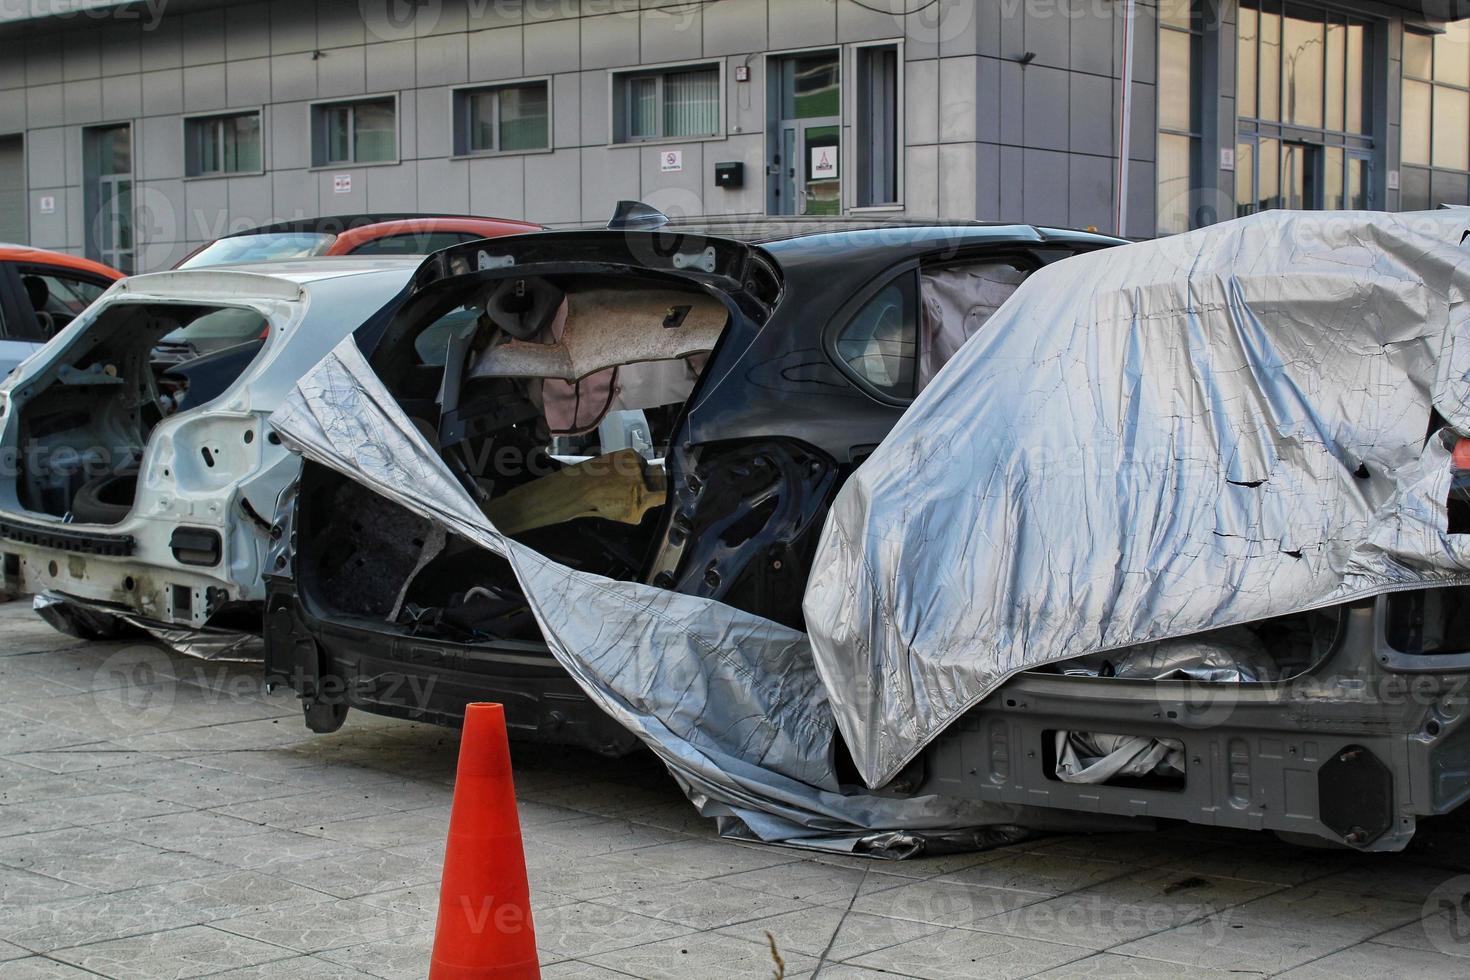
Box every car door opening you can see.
[11,302,270,524]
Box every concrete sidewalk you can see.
[2,598,1469,979]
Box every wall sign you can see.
[1387,170,1400,190]
[38,195,56,214]
[809,144,838,181]
[660,150,683,173]
[333,173,352,194]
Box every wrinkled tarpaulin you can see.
[271,209,1470,847]
[33,591,263,662]
[807,209,1470,786]
[270,345,1137,853]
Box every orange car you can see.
[0,245,124,374]
[177,213,544,269]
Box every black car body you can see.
[264,222,1119,745]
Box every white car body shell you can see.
[0,257,417,627]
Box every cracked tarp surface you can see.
[270,341,1136,852]
[806,209,1470,787]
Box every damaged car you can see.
[266,209,1470,855]
[264,218,1119,738]
[0,258,421,649]
[1,215,539,652]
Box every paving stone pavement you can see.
[4,598,1470,978]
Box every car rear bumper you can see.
[918,597,1470,852]
[263,577,639,756]
[0,515,245,628]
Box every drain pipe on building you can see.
[1115,0,1137,239]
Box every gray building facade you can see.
[0,0,1461,273]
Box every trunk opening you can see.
[298,271,730,643]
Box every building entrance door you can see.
[768,51,841,216]
[84,124,134,274]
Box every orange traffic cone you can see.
[429,703,540,979]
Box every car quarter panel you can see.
[0,264,415,625]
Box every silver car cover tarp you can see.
[1052,627,1275,785]
[33,592,264,662]
[269,341,1138,852]
[806,209,1470,787]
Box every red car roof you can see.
[0,245,125,281]
[326,217,543,255]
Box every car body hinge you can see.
[477,251,516,270]
[672,247,716,274]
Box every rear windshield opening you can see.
[14,302,270,524]
[299,272,730,643]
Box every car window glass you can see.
[415,307,480,366]
[160,307,268,346]
[350,232,468,256]
[32,270,107,315]
[14,266,111,339]
[835,273,917,399]
[178,232,336,268]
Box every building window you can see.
[1403,22,1470,209]
[1156,0,1202,235]
[856,44,900,207]
[185,111,262,177]
[454,81,550,155]
[312,97,397,166]
[612,64,720,143]
[1235,0,1373,215]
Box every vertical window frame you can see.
[851,39,905,211]
[1404,23,1470,178]
[1156,0,1203,235]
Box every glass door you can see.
[800,122,841,216]
[768,51,841,215]
[1281,142,1319,208]
[1345,149,1372,209]
[1236,136,1285,215]
[84,125,134,274]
